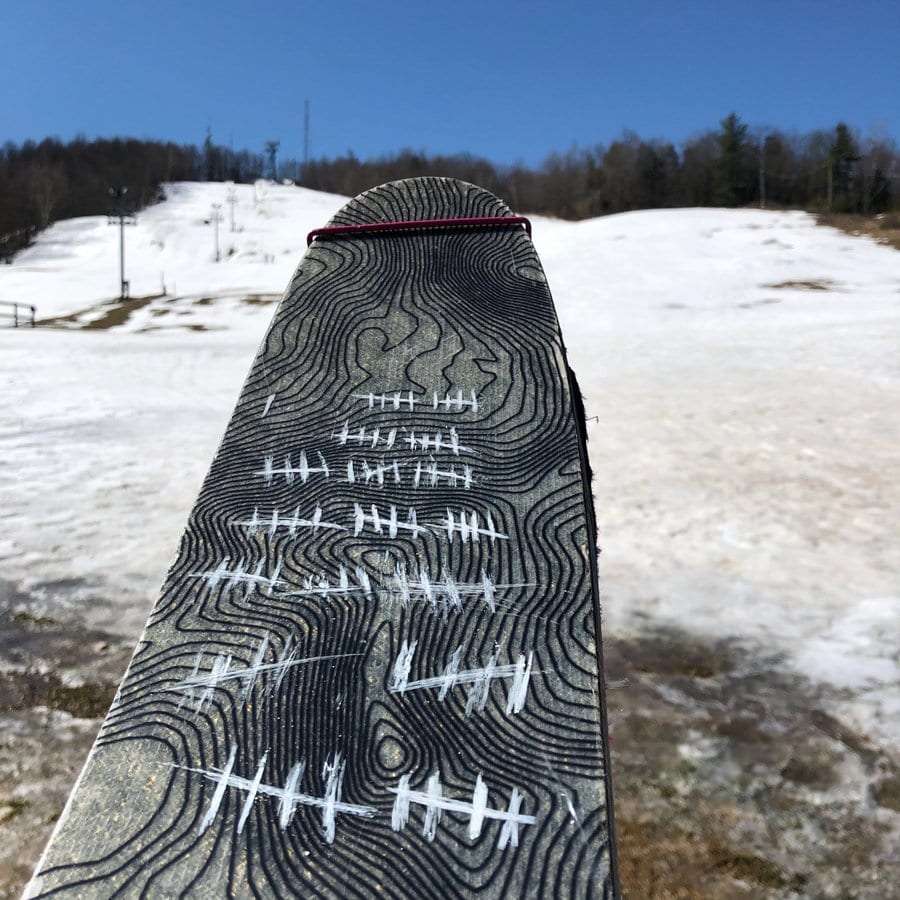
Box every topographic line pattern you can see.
[31,177,617,899]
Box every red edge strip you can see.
[307,215,532,246]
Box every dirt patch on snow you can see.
[36,294,161,330]
[763,279,834,291]
[0,580,132,898]
[607,628,899,898]
[817,212,900,253]
[241,293,279,306]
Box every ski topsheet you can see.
[30,177,618,898]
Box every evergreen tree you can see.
[715,113,751,206]
[203,127,215,182]
[830,122,860,211]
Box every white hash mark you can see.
[236,506,347,535]
[161,635,359,711]
[189,558,285,598]
[175,750,376,841]
[353,504,428,539]
[427,509,508,543]
[390,771,535,846]
[255,451,330,485]
[388,642,535,715]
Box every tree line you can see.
[0,132,267,255]
[1,114,896,253]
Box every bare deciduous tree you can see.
[27,162,67,227]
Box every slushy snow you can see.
[1,181,898,743]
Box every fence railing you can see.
[0,301,36,328]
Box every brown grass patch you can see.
[817,212,900,252]
[871,774,900,812]
[37,294,162,329]
[764,280,832,291]
[616,815,805,898]
[242,294,279,306]
[0,671,116,718]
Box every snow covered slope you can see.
[1,183,898,749]
[3,181,347,323]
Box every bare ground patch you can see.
[762,280,834,291]
[36,294,161,330]
[0,580,896,899]
[33,291,279,331]
[241,293,279,306]
[817,213,900,253]
[606,628,899,899]
[0,581,132,898]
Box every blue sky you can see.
[3,0,898,166]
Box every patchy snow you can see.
[1,183,898,746]
[2,180,347,323]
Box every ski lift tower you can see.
[210,203,224,262]
[107,186,136,299]
[226,183,238,233]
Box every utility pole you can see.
[303,99,310,182]
[226,183,237,233]
[211,203,223,262]
[107,186,136,299]
[758,136,766,209]
[265,140,280,181]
